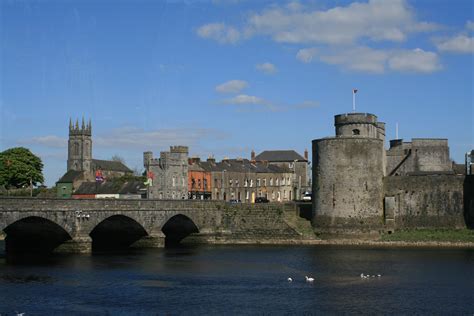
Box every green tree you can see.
[0,147,44,189]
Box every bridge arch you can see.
[161,214,200,247]
[89,215,149,251]
[3,216,72,254]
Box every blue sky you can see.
[1,0,473,186]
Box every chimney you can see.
[251,149,256,160]
[207,155,216,164]
[304,149,308,161]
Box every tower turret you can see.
[67,118,92,172]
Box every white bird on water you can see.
[287,277,293,282]
[305,276,314,282]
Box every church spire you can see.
[81,116,85,130]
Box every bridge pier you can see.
[55,237,92,254]
[131,233,166,249]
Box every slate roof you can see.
[57,170,83,183]
[92,159,132,173]
[74,180,145,195]
[254,150,306,162]
[192,158,291,174]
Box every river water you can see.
[0,242,473,315]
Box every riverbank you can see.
[206,238,474,249]
[203,228,474,249]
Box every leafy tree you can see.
[0,147,44,189]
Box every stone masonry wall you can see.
[383,175,466,229]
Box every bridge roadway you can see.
[0,197,307,253]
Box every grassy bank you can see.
[381,229,474,243]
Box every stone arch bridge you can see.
[0,198,309,253]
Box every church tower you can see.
[67,118,92,172]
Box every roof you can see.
[57,170,83,183]
[92,159,132,173]
[74,180,145,195]
[192,158,292,174]
[254,150,306,162]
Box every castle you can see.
[312,113,473,235]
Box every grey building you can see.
[144,146,189,199]
[253,149,310,200]
[57,118,132,198]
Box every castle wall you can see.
[312,137,385,235]
[384,175,466,229]
[386,139,452,175]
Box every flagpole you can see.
[352,90,355,113]
[396,122,399,139]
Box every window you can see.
[277,191,281,201]
[284,190,287,198]
[235,179,239,186]
[246,191,249,200]
[270,178,273,186]
[263,179,267,186]
[192,178,196,188]
[287,177,291,185]
[276,178,279,186]
[272,191,275,200]
[250,179,253,187]
[172,177,176,187]
[244,179,248,187]
[198,179,201,188]
[229,179,233,186]
[289,162,294,169]
[282,177,285,185]
[352,129,360,135]
[257,178,260,187]
[215,178,218,188]
[203,179,208,190]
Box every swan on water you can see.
[287,277,293,282]
[305,276,314,282]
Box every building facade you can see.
[144,146,189,199]
[253,149,310,200]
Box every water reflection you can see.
[0,243,472,314]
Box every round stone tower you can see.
[312,113,385,236]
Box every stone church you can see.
[56,118,132,197]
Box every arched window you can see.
[74,142,79,155]
[352,129,360,135]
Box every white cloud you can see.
[241,0,437,45]
[466,20,474,31]
[435,34,474,54]
[196,23,240,44]
[215,80,248,93]
[19,135,67,148]
[95,127,228,150]
[256,62,277,74]
[296,47,318,63]
[223,94,268,106]
[297,46,441,74]
[388,48,442,73]
[320,46,388,73]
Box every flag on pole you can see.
[353,89,358,94]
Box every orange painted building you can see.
[188,158,212,199]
